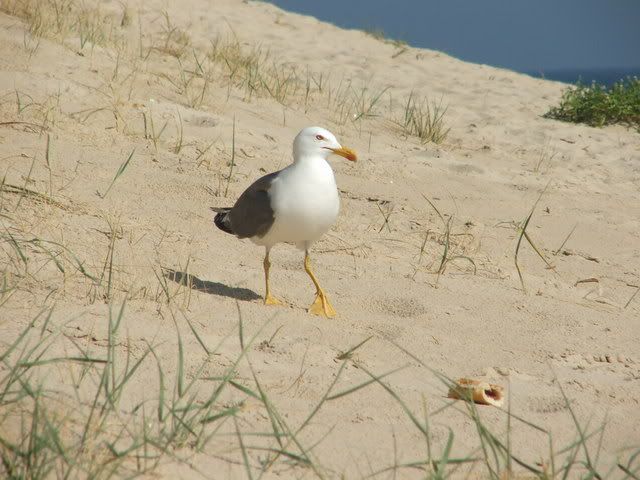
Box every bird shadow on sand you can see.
[163,269,261,302]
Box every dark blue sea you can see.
[527,68,639,87]
[265,0,640,88]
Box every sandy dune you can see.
[0,0,639,477]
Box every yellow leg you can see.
[304,251,337,318]
[263,251,282,306]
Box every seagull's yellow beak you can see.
[328,146,357,162]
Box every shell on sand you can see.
[448,378,505,407]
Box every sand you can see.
[0,0,638,477]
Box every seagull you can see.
[213,126,356,318]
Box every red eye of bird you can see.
[315,134,324,140]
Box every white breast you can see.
[257,157,339,248]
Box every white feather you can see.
[250,126,344,250]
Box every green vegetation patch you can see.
[544,76,640,131]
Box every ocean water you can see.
[527,68,639,87]
[265,0,640,87]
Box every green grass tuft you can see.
[544,77,640,131]
[400,92,450,144]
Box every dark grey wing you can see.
[227,171,279,239]
[212,207,234,234]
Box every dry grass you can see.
[2,0,450,143]
[0,0,125,52]
[399,92,451,144]
[411,195,477,283]
[1,296,633,478]
[504,184,555,293]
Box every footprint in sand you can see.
[373,295,428,318]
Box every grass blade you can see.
[100,149,135,198]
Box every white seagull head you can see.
[292,126,357,163]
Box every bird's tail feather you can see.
[212,207,234,235]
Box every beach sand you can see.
[0,0,638,477]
